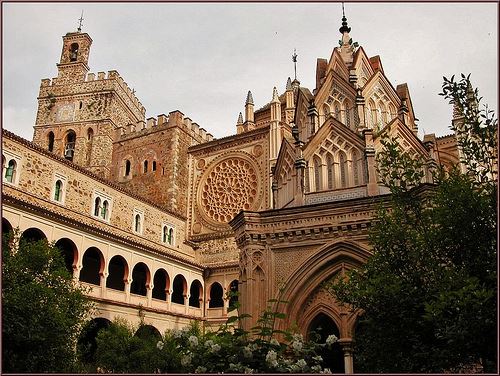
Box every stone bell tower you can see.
[56,30,92,84]
[33,22,146,178]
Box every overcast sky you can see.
[2,2,498,141]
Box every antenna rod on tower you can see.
[292,48,298,81]
[77,10,84,32]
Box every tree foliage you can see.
[2,233,95,373]
[91,295,338,373]
[329,76,497,372]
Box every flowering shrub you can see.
[92,297,338,373]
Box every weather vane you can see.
[342,2,345,18]
[292,48,298,80]
[77,11,84,32]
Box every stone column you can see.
[340,340,354,374]
[147,283,153,307]
[100,271,108,298]
[294,157,306,206]
[125,277,132,303]
[363,129,379,196]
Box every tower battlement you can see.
[39,69,146,118]
[117,111,214,143]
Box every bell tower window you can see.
[48,131,55,152]
[70,43,79,62]
[64,130,76,161]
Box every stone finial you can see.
[245,91,254,105]
[286,77,292,91]
[237,112,243,124]
[339,3,351,34]
[272,87,279,102]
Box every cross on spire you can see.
[292,48,298,80]
[77,11,84,32]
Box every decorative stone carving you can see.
[198,154,262,226]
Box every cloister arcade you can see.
[1,214,239,334]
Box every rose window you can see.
[200,157,259,223]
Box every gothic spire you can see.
[339,2,351,34]
[245,90,254,105]
[286,77,292,91]
[237,112,243,125]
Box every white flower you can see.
[266,350,278,367]
[296,359,307,370]
[311,364,322,373]
[156,340,164,350]
[244,367,254,374]
[181,354,192,367]
[210,343,221,353]
[292,340,303,352]
[188,335,199,347]
[204,339,214,348]
[195,366,207,373]
[313,355,323,363]
[325,334,338,345]
[321,368,332,374]
[292,333,303,342]
[242,345,253,359]
[270,338,279,346]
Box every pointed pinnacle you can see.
[286,77,292,91]
[237,112,243,124]
[246,91,254,105]
[272,87,279,102]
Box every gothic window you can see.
[92,191,112,222]
[334,102,341,121]
[54,180,63,202]
[125,160,131,177]
[143,160,148,173]
[326,154,335,190]
[343,100,352,129]
[339,152,347,188]
[305,162,310,193]
[64,130,76,161]
[313,156,322,191]
[162,225,174,245]
[94,197,101,217]
[4,159,16,183]
[352,150,360,186]
[152,161,156,171]
[87,128,94,141]
[48,131,55,152]
[378,101,387,126]
[70,43,79,62]
[101,200,109,220]
[168,228,174,245]
[134,214,141,233]
[389,103,397,121]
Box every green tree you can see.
[2,232,95,372]
[329,76,497,372]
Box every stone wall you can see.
[3,130,194,259]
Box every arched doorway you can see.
[135,324,162,341]
[79,247,104,285]
[77,317,111,365]
[308,313,344,373]
[106,255,128,291]
[189,280,203,308]
[130,262,150,296]
[171,274,186,305]
[209,282,224,308]
[20,227,47,244]
[152,269,169,301]
[54,238,78,276]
